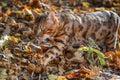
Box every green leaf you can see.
[78,47,89,51]
[46,75,57,80]
[78,47,106,66]
[0,68,7,79]
[98,56,105,66]
[1,2,7,7]
[92,48,105,59]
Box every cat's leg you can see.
[105,32,118,51]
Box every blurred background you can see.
[0,0,120,15]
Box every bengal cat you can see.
[32,10,120,68]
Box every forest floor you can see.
[0,0,120,80]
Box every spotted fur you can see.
[33,10,120,67]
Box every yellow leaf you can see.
[8,36,19,43]
[82,2,89,8]
[0,17,2,20]
[34,8,42,13]
[50,5,58,10]
[5,8,11,15]
[113,3,120,7]
[95,7,105,11]
[73,8,79,13]
[15,33,21,37]
[56,76,67,80]
[115,50,120,57]
[23,48,32,53]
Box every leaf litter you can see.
[0,0,120,80]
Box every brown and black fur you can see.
[32,10,120,68]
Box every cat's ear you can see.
[47,12,59,23]
[32,10,41,20]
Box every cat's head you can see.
[32,11,59,37]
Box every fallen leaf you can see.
[115,50,120,57]
[27,63,36,71]
[47,75,57,80]
[82,2,89,8]
[0,68,7,79]
[8,36,19,43]
[23,48,33,53]
[105,51,116,61]
[56,76,67,80]
[1,2,7,7]
[0,13,3,17]
[50,5,58,10]
[5,8,11,15]
[66,66,94,79]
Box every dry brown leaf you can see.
[105,51,115,61]
[78,67,93,78]
[33,53,42,59]
[0,13,3,17]
[66,66,94,79]
[115,57,120,68]
[50,5,58,10]
[66,72,76,79]
[27,63,36,71]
